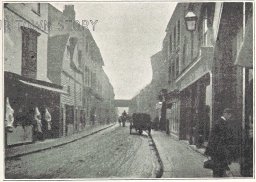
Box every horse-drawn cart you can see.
[130,113,151,135]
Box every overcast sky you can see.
[52,2,177,99]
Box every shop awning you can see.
[235,16,253,68]
[19,80,67,94]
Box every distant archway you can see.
[114,99,131,116]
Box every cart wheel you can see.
[139,129,142,135]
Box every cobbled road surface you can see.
[5,125,155,179]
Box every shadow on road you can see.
[129,132,149,138]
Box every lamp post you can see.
[185,10,198,145]
[185,10,198,61]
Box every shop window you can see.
[31,3,40,15]
[21,26,40,79]
[65,105,74,124]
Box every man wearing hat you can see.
[204,108,234,177]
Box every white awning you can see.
[235,16,253,68]
[19,80,67,94]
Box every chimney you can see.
[63,5,75,20]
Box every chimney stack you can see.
[63,5,76,20]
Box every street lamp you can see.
[185,10,197,61]
[185,10,197,145]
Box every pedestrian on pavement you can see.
[204,108,234,177]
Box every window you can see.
[21,26,40,79]
[177,20,180,45]
[172,62,175,79]
[173,27,176,49]
[67,45,71,59]
[79,86,82,100]
[202,8,208,46]
[169,34,172,54]
[176,57,179,77]
[78,50,82,67]
[67,77,71,95]
[31,3,40,15]
[84,66,89,86]
[67,85,71,95]
[168,66,172,83]
[183,38,187,65]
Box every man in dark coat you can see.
[204,108,234,177]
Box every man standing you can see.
[204,108,234,177]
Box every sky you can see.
[52,2,177,100]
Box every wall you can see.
[4,3,49,82]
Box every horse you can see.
[118,116,122,126]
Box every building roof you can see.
[48,3,104,67]
[48,34,70,72]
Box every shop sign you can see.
[176,57,210,91]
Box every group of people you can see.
[118,110,129,127]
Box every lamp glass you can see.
[186,19,196,31]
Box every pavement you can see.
[5,123,116,159]
[150,130,241,178]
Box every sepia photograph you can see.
[3,1,254,179]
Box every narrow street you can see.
[5,126,155,179]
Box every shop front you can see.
[166,90,180,139]
[4,72,64,146]
[178,74,211,146]
[176,51,213,145]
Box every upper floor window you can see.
[21,26,40,79]
[175,57,179,77]
[66,45,71,60]
[202,8,208,46]
[183,37,187,65]
[168,65,172,83]
[169,34,173,54]
[31,3,40,15]
[171,62,175,80]
[177,20,180,46]
[78,50,82,67]
[173,26,176,49]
